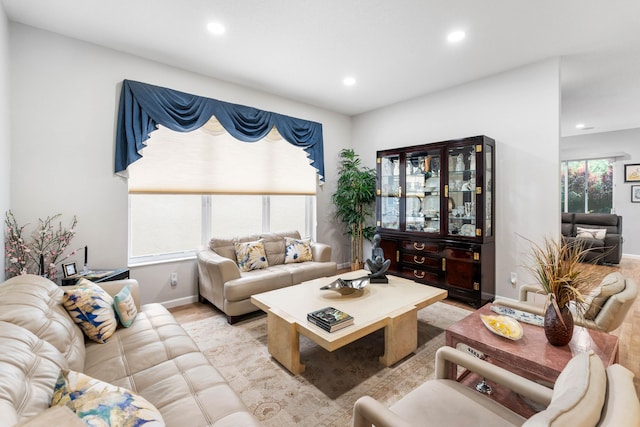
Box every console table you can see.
[60,268,130,286]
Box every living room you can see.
[1,2,640,426]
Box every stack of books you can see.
[307,306,354,332]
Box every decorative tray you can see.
[479,314,523,340]
[320,277,369,295]
[490,305,544,327]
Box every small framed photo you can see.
[624,164,640,182]
[63,262,78,278]
[632,185,640,203]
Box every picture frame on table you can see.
[632,185,640,203]
[624,164,640,182]
[63,262,78,278]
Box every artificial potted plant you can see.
[524,235,598,346]
[332,149,377,271]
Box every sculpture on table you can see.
[366,234,391,283]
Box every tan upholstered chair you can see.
[352,346,640,427]
[493,272,637,333]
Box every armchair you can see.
[353,346,640,427]
[493,272,637,333]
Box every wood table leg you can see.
[379,308,418,366]
[267,311,305,374]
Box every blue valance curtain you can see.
[115,79,325,182]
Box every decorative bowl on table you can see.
[480,314,523,340]
[320,277,369,295]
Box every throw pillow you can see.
[51,369,165,427]
[62,279,117,343]
[113,285,137,327]
[583,272,626,320]
[284,237,313,264]
[234,239,269,272]
[576,226,607,240]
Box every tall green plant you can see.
[331,149,377,266]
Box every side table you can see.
[60,268,130,286]
[445,304,619,383]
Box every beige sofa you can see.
[196,230,337,323]
[353,346,640,427]
[0,274,261,427]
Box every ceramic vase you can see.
[544,303,574,346]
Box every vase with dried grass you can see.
[523,235,599,346]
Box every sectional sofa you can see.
[0,274,260,427]
[561,212,623,264]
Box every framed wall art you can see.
[632,185,640,203]
[624,163,640,182]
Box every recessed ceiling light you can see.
[575,123,586,129]
[447,30,466,43]
[343,77,356,87]
[207,22,226,35]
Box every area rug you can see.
[181,302,471,427]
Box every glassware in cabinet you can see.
[378,154,400,230]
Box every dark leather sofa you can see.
[561,212,623,264]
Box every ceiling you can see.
[3,0,640,136]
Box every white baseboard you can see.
[160,295,198,309]
[622,253,640,260]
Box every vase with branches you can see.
[332,149,377,270]
[4,210,81,280]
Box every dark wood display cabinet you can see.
[376,135,495,307]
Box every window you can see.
[127,121,318,265]
[561,158,613,214]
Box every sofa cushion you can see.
[576,226,607,240]
[14,406,85,427]
[584,272,626,320]
[52,369,165,427]
[523,352,606,427]
[0,321,69,426]
[224,268,293,302]
[62,279,118,343]
[261,230,301,265]
[235,239,269,271]
[113,284,138,327]
[285,236,313,263]
[0,274,85,371]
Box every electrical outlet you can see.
[510,272,517,286]
[170,272,178,287]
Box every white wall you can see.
[0,6,10,281]
[561,128,640,256]
[352,59,561,300]
[9,23,351,305]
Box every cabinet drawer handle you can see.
[413,270,425,279]
[413,256,425,264]
[413,242,425,250]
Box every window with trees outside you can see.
[560,158,613,214]
[127,122,318,265]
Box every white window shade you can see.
[128,120,318,195]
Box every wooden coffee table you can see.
[445,304,619,384]
[251,270,447,374]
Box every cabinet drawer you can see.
[401,240,439,254]
[400,253,440,269]
[399,266,440,284]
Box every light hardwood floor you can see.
[171,256,640,393]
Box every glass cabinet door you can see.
[405,149,441,233]
[379,154,400,230]
[446,145,477,237]
[485,144,493,237]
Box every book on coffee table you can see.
[307,306,354,332]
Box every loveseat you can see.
[562,212,623,264]
[353,347,640,427]
[0,274,261,427]
[196,230,337,323]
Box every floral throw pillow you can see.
[284,237,313,264]
[62,278,117,343]
[234,239,268,272]
[113,284,137,328]
[51,369,165,427]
